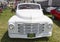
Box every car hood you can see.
[16,9,43,19]
[9,15,53,24]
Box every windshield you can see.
[18,4,40,9]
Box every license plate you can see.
[27,33,35,38]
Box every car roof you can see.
[18,3,41,6]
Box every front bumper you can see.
[8,32,52,39]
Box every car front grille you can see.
[17,23,44,35]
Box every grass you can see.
[0,9,60,42]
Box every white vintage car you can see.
[8,3,53,39]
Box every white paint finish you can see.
[9,32,52,38]
[8,3,53,38]
[9,15,53,24]
[16,9,43,19]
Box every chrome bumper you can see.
[8,32,52,39]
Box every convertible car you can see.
[51,7,60,20]
[8,3,53,39]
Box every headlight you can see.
[9,24,14,30]
[48,24,52,28]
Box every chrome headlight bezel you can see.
[48,24,53,29]
[9,24,14,30]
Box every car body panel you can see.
[51,9,60,20]
[8,3,53,39]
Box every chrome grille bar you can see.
[17,23,44,35]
